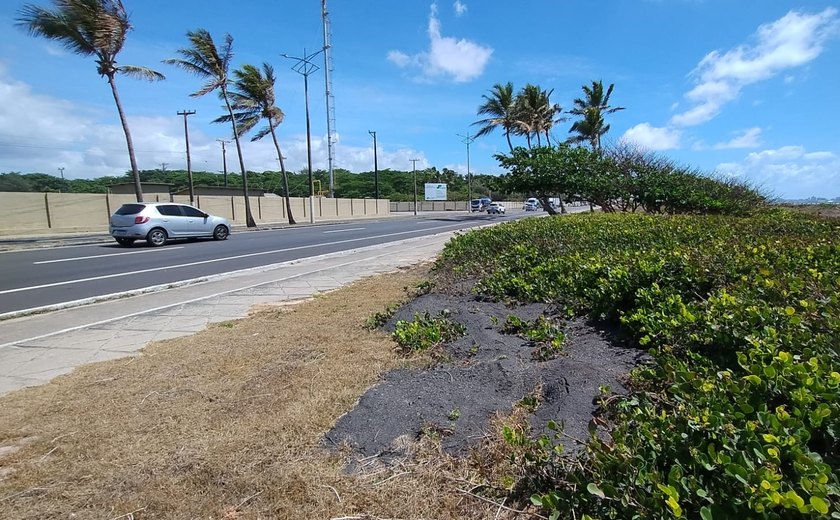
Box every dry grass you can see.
[0,264,535,519]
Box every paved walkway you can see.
[0,231,454,396]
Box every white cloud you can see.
[620,123,682,150]
[387,3,492,83]
[713,127,762,149]
[453,0,467,17]
[716,145,840,199]
[386,50,411,68]
[0,65,409,180]
[671,8,839,126]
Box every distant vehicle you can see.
[469,199,483,212]
[523,197,540,211]
[480,197,492,209]
[109,202,231,247]
[487,202,506,214]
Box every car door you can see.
[156,204,189,237]
[180,205,212,236]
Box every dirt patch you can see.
[328,293,645,462]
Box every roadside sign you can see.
[424,183,447,201]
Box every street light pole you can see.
[368,130,379,199]
[410,158,420,216]
[282,48,324,224]
[57,167,65,193]
[178,110,196,205]
[216,139,231,187]
[457,132,476,211]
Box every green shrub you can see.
[392,311,466,352]
[437,211,840,519]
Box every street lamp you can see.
[368,130,379,199]
[457,132,475,211]
[410,158,420,216]
[282,48,323,224]
[216,139,231,187]
[178,110,196,204]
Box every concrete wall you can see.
[0,192,391,236]
[389,200,518,212]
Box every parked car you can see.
[486,202,506,214]
[109,203,231,247]
[523,198,540,211]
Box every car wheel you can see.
[213,225,229,241]
[115,237,135,247]
[146,228,167,247]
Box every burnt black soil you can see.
[326,293,646,461]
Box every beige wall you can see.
[0,193,391,236]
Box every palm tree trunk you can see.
[505,130,513,152]
[268,124,295,225]
[107,74,143,203]
[222,86,256,228]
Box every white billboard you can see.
[424,183,447,201]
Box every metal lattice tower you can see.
[322,0,337,197]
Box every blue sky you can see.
[0,0,838,199]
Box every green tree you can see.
[223,63,295,224]
[473,82,518,151]
[17,0,164,203]
[165,29,257,228]
[568,80,624,151]
[495,145,599,215]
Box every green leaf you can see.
[700,506,713,520]
[744,375,762,385]
[587,482,606,499]
[810,496,829,515]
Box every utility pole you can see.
[410,158,420,217]
[282,48,324,224]
[178,110,196,205]
[457,132,475,211]
[322,0,337,197]
[160,162,168,173]
[368,130,379,199]
[57,167,65,193]
[216,139,231,187]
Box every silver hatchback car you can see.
[109,203,231,247]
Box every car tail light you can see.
[134,216,150,224]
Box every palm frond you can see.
[118,64,164,81]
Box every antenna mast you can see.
[322,0,337,197]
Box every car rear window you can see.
[115,204,146,215]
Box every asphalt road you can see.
[0,212,526,316]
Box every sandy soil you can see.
[328,293,646,462]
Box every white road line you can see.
[33,247,184,265]
[0,222,471,296]
[0,248,406,349]
[322,227,365,234]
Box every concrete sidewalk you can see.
[0,230,456,396]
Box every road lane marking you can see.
[0,246,415,348]
[322,227,365,234]
[33,247,184,265]
[0,222,474,296]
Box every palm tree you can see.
[17,0,164,203]
[222,63,295,225]
[473,82,518,151]
[164,29,256,228]
[568,80,624,151]
[513,84,564,148]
